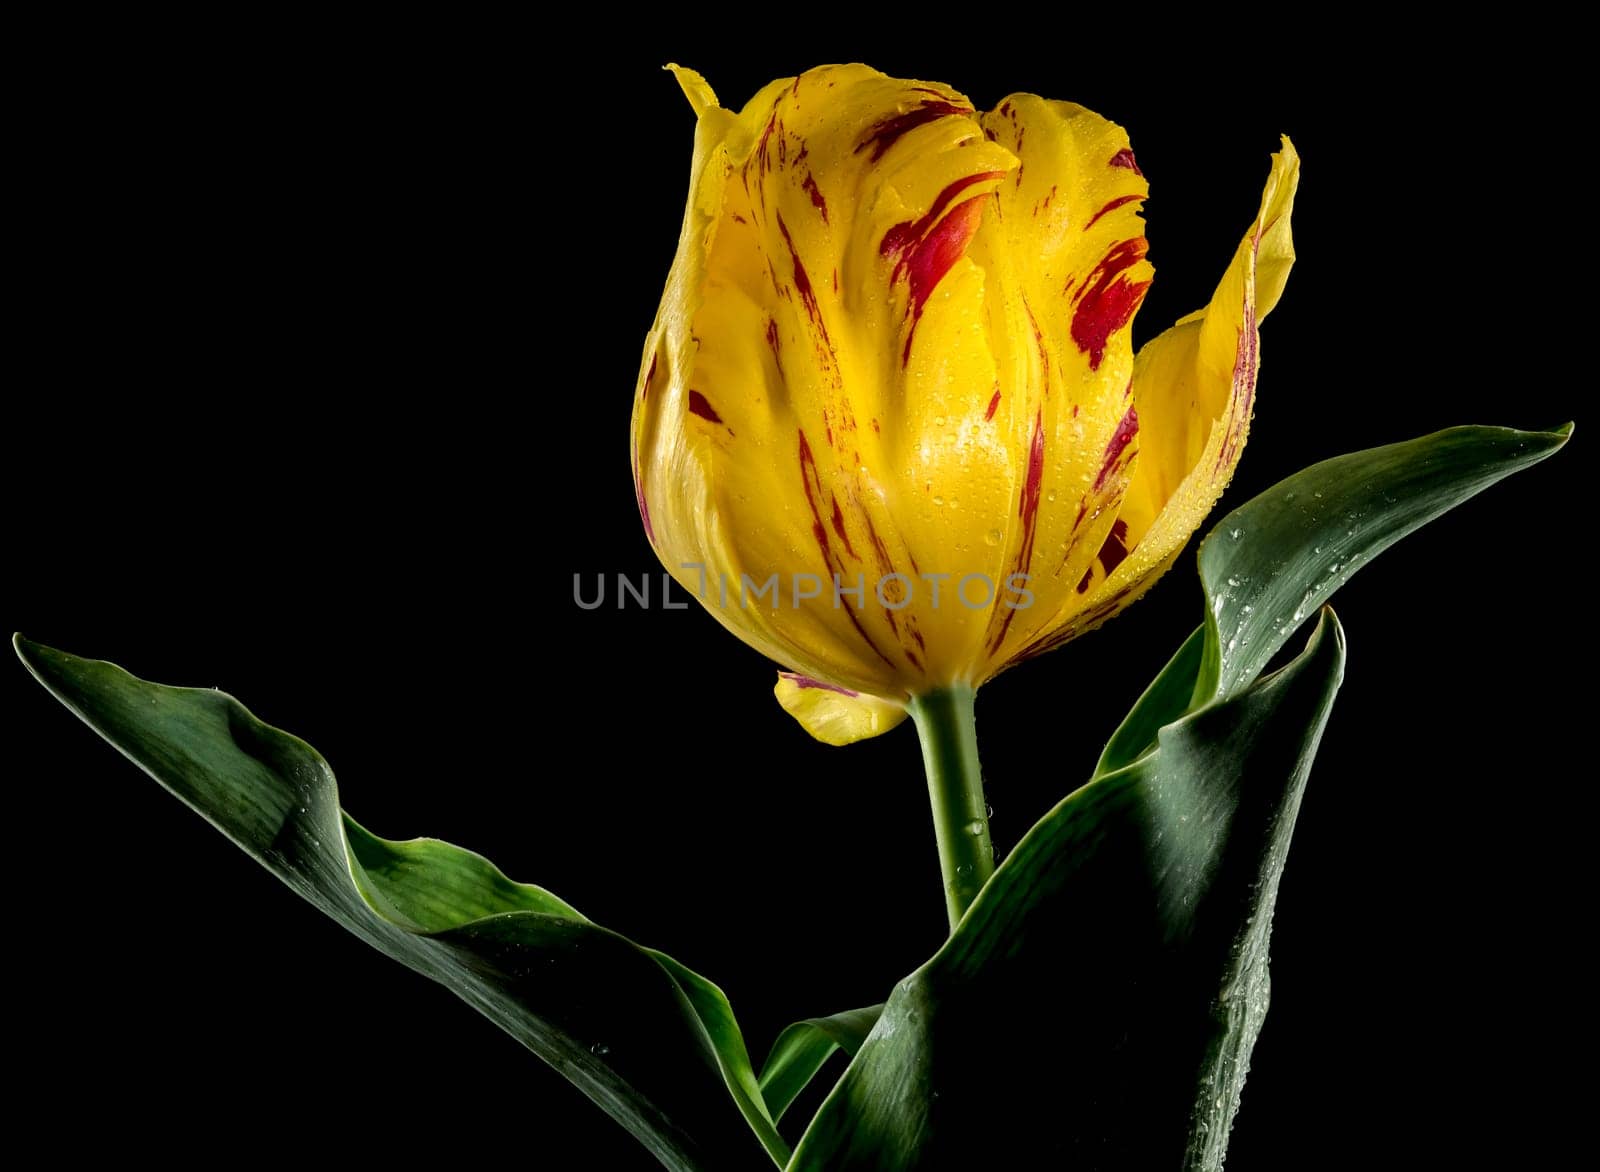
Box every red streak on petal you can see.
[856,99,972,162]
[879,174,1003,365]
[798,429,898,672]
[830,496,860,559]
[634,469,655,545]
[765,317,781,362]
[1083,193,1143,232]
[802,172,829,223]
[778,211,833,355]
[988,411,1045,654]
[880,172,1005,264]
[1094,405,1139,490]
[778,671,858,697]
[687,390,723,424]
[1109,148,1143,175]
[1215,304,1260,473]
[1099,518,1131,576]
[899,196,987,362]
[642,353,658,399]
[1071,238,1151,370]
[985,387,1002,421]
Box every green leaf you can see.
[1097,424,1571,776]
[14,636,785,1172]
[792,612,1346,1169]
[758,1005,883,1124]
[791,423,1569,1169]
[1195,424,1570,708]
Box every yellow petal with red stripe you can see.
[1024,138,1300,655]
[774,673,909,746]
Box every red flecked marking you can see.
[1071,238,1150,370]
[1023,297,1050,387]
[880,172,1004,264]
[985,387,1002,420]
[687,390,723,424]
[1099,518,1131,576]
[802,172,829,223]
[1083,193,1143,232]
[856,99,972,162]
[830,496,860,559]
[778,671,857,697]
[1109,148,1142,175]
[732,212,747,225]
[880,171,1003,364]
[906,648,923,670]
[870,418,881,433]
[1216,304,1259,473]
[832,268,838,293]
[634,464,655,546]
[778,212,833,351]
[798,430,897,671]
[642,353,657,399]
[1094,405,1139,490]
[1076,518,1133,594]
[988,411,1046,653]
[765,317,781,362]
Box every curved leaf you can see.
[14,635,785,1172]
[1096,424,1569,776]
[791,423,1568,1168]
[1194,423,1571,706]
[791,611,1346,1169]
[758,1005,883,1124]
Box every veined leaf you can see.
[790,423,1568,1169]
[15,636,785,1172]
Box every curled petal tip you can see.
[665,63,719,117]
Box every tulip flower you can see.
[631,63,1298,924]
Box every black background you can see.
[9,19,1589,1170]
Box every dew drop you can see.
[1229,528,1243,540]
[985,528,1002,546]
[932,495,945,506]
[964,819,985,836]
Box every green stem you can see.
[908,685,992,932]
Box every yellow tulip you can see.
[632,64,1298,748]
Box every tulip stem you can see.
[908,685,993,933]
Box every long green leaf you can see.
[1097,424,1570,776]
[791,423,1569,1169]
[15,636,785,1172]
[792,611,1345,1169]
[758,1005,883,1123]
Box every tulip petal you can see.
[775,673,909,746]
[635,65,1020,696]
[968,98,1154,674]
[1024,138,1300,655]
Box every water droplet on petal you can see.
[985,528,1002,546]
